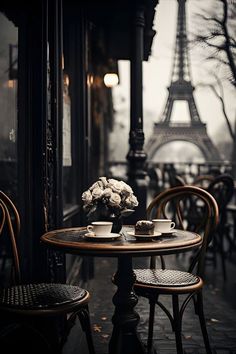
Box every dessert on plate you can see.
[135,220,154,235]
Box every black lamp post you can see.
[127,6,148,221]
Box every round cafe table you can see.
[40,225,202,354]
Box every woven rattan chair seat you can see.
[0,283,87,309]
[134,269,200,287]
[0,192,95,353]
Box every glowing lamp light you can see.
[104,73,119,88]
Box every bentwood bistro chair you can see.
[206,173,234,280]
[0,191,95,354]
[133,185,219,354]
[192,174,214,189]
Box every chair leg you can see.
[196,292,212,354]
[147,298,156,353]
[220,249,227,281]
[172,295,183,354]
[218,232,227,281]
[212,239,217,269]
[77,305,95,354]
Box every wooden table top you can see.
[40,225,202,257]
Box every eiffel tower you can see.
[146,0,221,161]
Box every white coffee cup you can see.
[152,219,175,233]
[86,221,113,236]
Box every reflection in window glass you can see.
[63,73,72,167]
[62,72,76,211]
[0,13,18,198]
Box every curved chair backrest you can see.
[169,174,186,188]
[0,191,21,284]
[192,175,214,189]
[174,175,186,187]
[146,185,219,278]
[207,174,234,235]
[207,174,234,212]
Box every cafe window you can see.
[63,73,72,168]
[0,12,18,200]
[0,12,18,274]
[62,70,78,221]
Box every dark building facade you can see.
[0,0,158,284]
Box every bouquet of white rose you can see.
[82,177,139,223]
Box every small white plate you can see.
[159,229,176,235]
[84,233,121,241]
[127,231,162,239]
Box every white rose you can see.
[103,187,113,198]
[90,181,104,191]
[108,179,123,194]
[81,190,92,205]
[120,181,133,196]
[92,187,103,200]
[99,177,108,188]
[124,194,139,208]
[108,192,121,207]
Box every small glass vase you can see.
[111,216,123,234]
[109,209,135,234]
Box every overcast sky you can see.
[112,0,236,154]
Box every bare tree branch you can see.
[207,56,229,66]
[192,0,236,88]
[197,72,235,141]
[220,0,236,86]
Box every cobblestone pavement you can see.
[64,253,236,354]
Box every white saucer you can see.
[84,233,121,241]
[127,231,161,239]
[159,229,176,235]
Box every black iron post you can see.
[109,255,145,354]
[127,6,148,221]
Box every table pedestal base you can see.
[109,255,146,354]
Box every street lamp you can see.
[103,59,119,87]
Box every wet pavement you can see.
[64,250,236,354]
